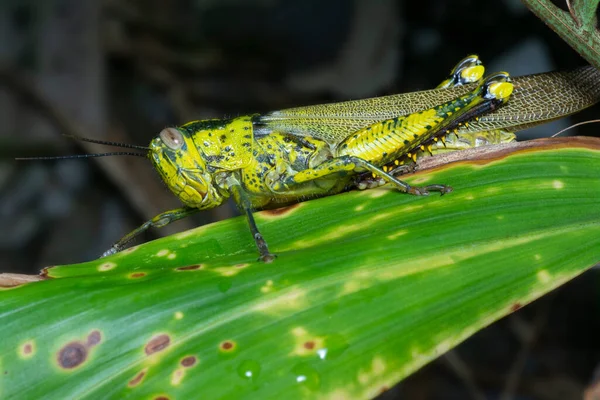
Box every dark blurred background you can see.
[1,1,599,399]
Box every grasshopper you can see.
[23,56,600,262]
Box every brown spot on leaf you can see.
[181,356,197,367]
[87,330,102,347]
[145,334,171,355]
[98,262,116,272]
[176,264,203,271]
[23,343,32,355]
[379,386,389,394]
[511,302,522,312]
[154,396,170,400]
[172,368,184,385]
[128,369,147,387]
[130,272,146,279]
[303,341,315,350]
[220,341,235,351]
[263,203,301,217]
[58,342,87,369]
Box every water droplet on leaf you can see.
[237,359,261,382]
[292,362,320,391]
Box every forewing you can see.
[255,66,600,144]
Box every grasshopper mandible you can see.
[23,56,600,262]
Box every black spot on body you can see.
[255,154,269,164]
[205,155,225,164]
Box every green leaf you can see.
[522,0,600,69]
[1,137,600,399]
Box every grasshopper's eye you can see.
[160,128,184,150]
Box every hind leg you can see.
[273,155,451,196]
[437,54,485,88]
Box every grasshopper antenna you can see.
[62,134,150,151]
[16,134,149,160]
[551,119,600,137]
[16,152,147,161]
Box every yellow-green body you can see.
[107,56,600,261]
[152,73,514,212]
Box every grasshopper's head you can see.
[149,127,224,209]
